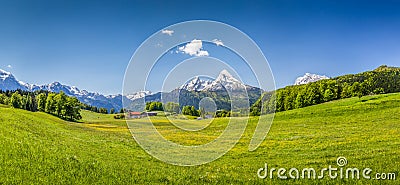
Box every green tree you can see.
[70,97,81,120]
[190,106,199,116]
[45,93,56,114]
[252,65,400,115]
[22,95,29,110]
[215,110,230,117]
[149,103,155,111]
[275,91,285,112]
[63,101,74,120]
[341,83,352,98]
[323,89,334,102]
[351,82,363,98]
[146,102,164,111]
[91,106,98,113]
[182,106,189,115]
[373,87,385,94]
[180,105,200,116]
[36,93,47,112]
[305,83,322,105]
[165,102,180,113]
[283,90,296,111]
[295,90,306,108]
[145,102,151,111]
[0,94,8,105]
[63,97,81,120]
[54,91,67,117]
[99,107,108,114]
[24,94,35,111]
[156,102,163,111]
[110,108,115,114]
[10,91,22,108]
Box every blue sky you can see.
[1,0,400,94]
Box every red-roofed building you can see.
[129,112,142,119]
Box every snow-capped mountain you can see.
[0,69,127,111]
[202,69,247,91]
[1,68,260,112]
[29,82,92,96]
[179,70,251,92]
[180,76,212,91]
[128,69,262,111]
[294,73,329,85]
[126,91,152,100]
[0,69,29,91]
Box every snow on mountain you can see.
[1,68,261,111]
[202,69,247,91]
[128,69,262,111]
[294,73,329,85]
[33,82,125,111]
[180,76,213,91]
[0,69,11,81]
[126,91,152,100]
[0,68,126,111]
[0,69,29,91]
[178,70,259,92]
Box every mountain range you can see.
[179,70,253,92]
[179,76,212,91]
[127,70,262,111]
[1,68,261,112]
[1,69,132,111]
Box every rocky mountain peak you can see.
[294,73,329,85]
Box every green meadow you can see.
[0,93,399,184]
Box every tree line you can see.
[0,90,82,121]
[0,89,121,121]
[81,104,123,114]
[143,101,233,118]
[181,105,200,116]
[145,101,163,111]
[250,65,400,115]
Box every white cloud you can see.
[6,64,12,68]
[178,39,209,57]
[197,50,209,56]
[161,29,174,36]
[212,39,224,46]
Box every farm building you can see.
[129,112,142,119]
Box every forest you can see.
[0,90,82,121]
[250,65,400,115]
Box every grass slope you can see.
[0,93,399,184]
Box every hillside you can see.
[0,68,126,111]
[0,93,399,184]
[251,65,400,115]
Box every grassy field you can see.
[0,93,399,184]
